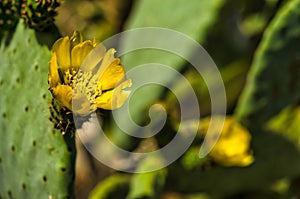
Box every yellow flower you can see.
[48,31,131,115]
[200,117,254,167]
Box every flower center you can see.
[71,69,103,112]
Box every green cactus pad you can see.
[235,0,300,129]
[0,21,75,198]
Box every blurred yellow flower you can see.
[48,31,131,115]
[200,117,254,167]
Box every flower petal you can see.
[48,53,61,88]
[52,85,73,111]
[52,36,71,71]
[70,31,83,48]
[71,40,94,69]
[95,79,132,110]
[92,48,125,90]
[80,43,106,72]
[94,48,117,76]
[98,59,125,91]
[208,117,254,167]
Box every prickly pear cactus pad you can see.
[0,21,75,198]
[235,0,300,129]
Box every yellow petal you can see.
[98,49,117,71]
[208,117,254,167]
[95,79,132,110]
[92,38,98,47]
[212,150,254,167]
[52,85,73,111]
[48,53,61,88]
[93,48,125,90]
[70,31,83,48]
[98,59,125,91]
[94,48,117,77]
[239,154,254,166]
[81,43,106,72]
[71,40,94,69]
[52,36,71,71]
